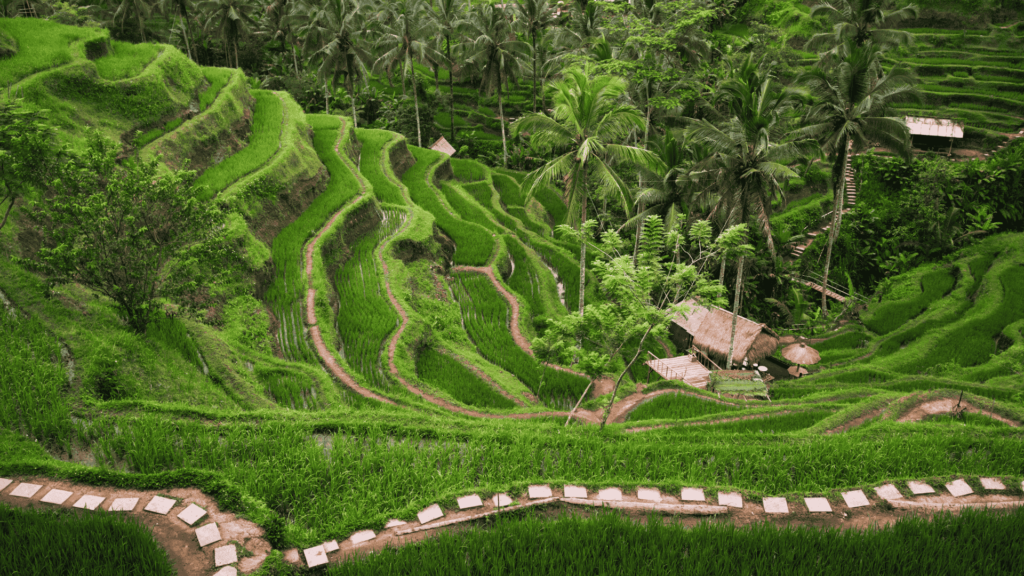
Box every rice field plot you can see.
[195,90,283,200]
[415,348,515,409]
[664,409,834,435]
[94,40,161,80]
[403,147,494,266]
[0,504,176,576]
[440,182,501,233]
[492,173,525,206]
[815,330,871,364]
[256,366,325,410]
[355,128,404,205]
[199,67,232,112]
[452,271,589,407]
[332,209,405,390]
[627,392,738,422]
[0,18,107,86]
[525,238,591,312]
[461,181,521,230]
[863,267,958,335]
[527,182,569,227]
[450,158,488,182]
[145,314,204,375]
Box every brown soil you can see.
[897,398,1021,427]
[0,476,270,576]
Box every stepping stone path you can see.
[385,519,407,528]
[195,523,222,547]
[597,488,622,501]
[0,479,11,492]
[493,494,512,507]
[763,497,789,514]
[324,540,340,553]
[214,544,237,567]
[417,504,444,524]
[842,490,870,509]
[718,492,743,508]
[10,483,41,498]
[457,495,483,510]
[177,504,207,526]
[213,568,237,576]
[946,479,973,497]
[144,496,177,515]
[564,485,588,499]
[908,481,935,495]
[680,488,705,502]
[40,489,73,505]
[303,545,328,568]
[350,530,376,545]
[637,488,662,503]
[73,495,105,510]
[805,497,832,513]
[528,485,552,499]
[874,484,903,501]
[981,478,1006,490]
[109,497,139,512]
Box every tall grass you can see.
[627,393,738,422]
[416,348,516,409]
[530,182,568,226]
[355,128,404,205]
[864,268,958,335]
[461,181,522,231]
[450,158,487,182]
[145,314,204,374]
[492,173,525,206]
[94,40,161,80]
[323,507,1024,576]
[195,90,283,200]
[664,410,835,434]
[199,67,232,112]
[441,182,501,233]
[0,504,176,576]
[0,18,107,86]
[255,366,325,410]
[505,237,548,319]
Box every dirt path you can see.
[897,397,1020,427]
[303,117,396,407]
[609,387,738,425]
[1,475,270,576]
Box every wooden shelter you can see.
[669,301,780,368]
[430,136,457,157]
[904,116,964,154]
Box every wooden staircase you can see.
[791,152,857,259]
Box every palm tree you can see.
[464,3,530,168]
[552,2,603,56]
[264,0,302,77]
[628,129,712,237]
[807,0,919,62]
[796,44,918,315]
[372,0,439,148]
[687,56,815,368]
[515,0,558,113]
[158,0,195,60]
[428,0,468,142]
[198,0,259,69]
[110,0,153,42]
[512,65,664,315]
[302,0,371,126]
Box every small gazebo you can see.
[904,117,964,154]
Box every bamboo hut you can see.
[669,301,780,368]
[430,136,457,157]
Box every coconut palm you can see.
[515,0,558,113]
[552,2,603,56]
[464,3,530,168]
[807,0,919,62]
[796,44,918,315]
[263,0,302,77]
[628,129,712,237]
[512,65,664,315]
[158,0,195,60]
[372,0,439,147]
[687,56,815,368]
[302,0,371,125]
[197,0,259,69]
[428,0,468,141]
[110,0,153,42]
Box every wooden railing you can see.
[691,347,722,371]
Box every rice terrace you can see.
[4,0,1024,573]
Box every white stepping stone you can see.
[563,485,587,499]
[323,540,339,553]
[874,484,903,501]
[528,485,552,499]
[40,489,73,505]
[457,494,483,510]
[718,492,743,508]
[144,496,177,515]
[73,495,105,510]
[384,519,407,529]
[841,490,870,509]
[680,488,705,502]
[908,481,935,495]
[0,479,12,492]
[946,479,973,497]
[109,498,139,512]
[637,488,661,502]
[763,497,789,514]
[177,504,207,526]
[214,544,237,567]
[804,497,832,513]
[597,487,622,501]
[417,504,444,525]
[213,567,237,576]
[350,530,376,545]
[195,523,222,547]
[303,545,328,568]
[492,494,512,507]
[10,483,42,498]
[980,477,1006,490]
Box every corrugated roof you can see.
[430,136,457,156]
[905,116,964,138]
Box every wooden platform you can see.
[645,355,711,388]
[798,279,846,302]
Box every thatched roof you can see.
[672,300,779,366]
[430,136,456,156]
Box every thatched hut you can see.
[430,136,457,157]
[669,301,779,368]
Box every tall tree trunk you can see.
[0,195,15,232]
[719,258,726,286]
[235,40,240,69]
[292,45,300,78]
[447,34,455,142]
[413,73,422,147]
[348,70,358,129]
[137,12,146,43]
[726,254,744,370]
[179,15,193,60]
[325,80,330,113]
[532,30,538,112]
[578,189,587,315]
[498,80,508,168]
[821,139,849,317]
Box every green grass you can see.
[94,40,160,80]
[627,393,738,422]
[492,173,525,206]
[145,314,204,375]
[199,67,232,112]
[450,158,487,182]
[356,129,405,205]
[505,236,552,321]
[195,90,283,200]
[416,348,516,409]
[664,410,834,434]
[0,503,176,576]
[0,18,108,87]
[864,267,958,335]
[322,507,1024,576]
[441,182,501,233]
[530,182,569,227]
